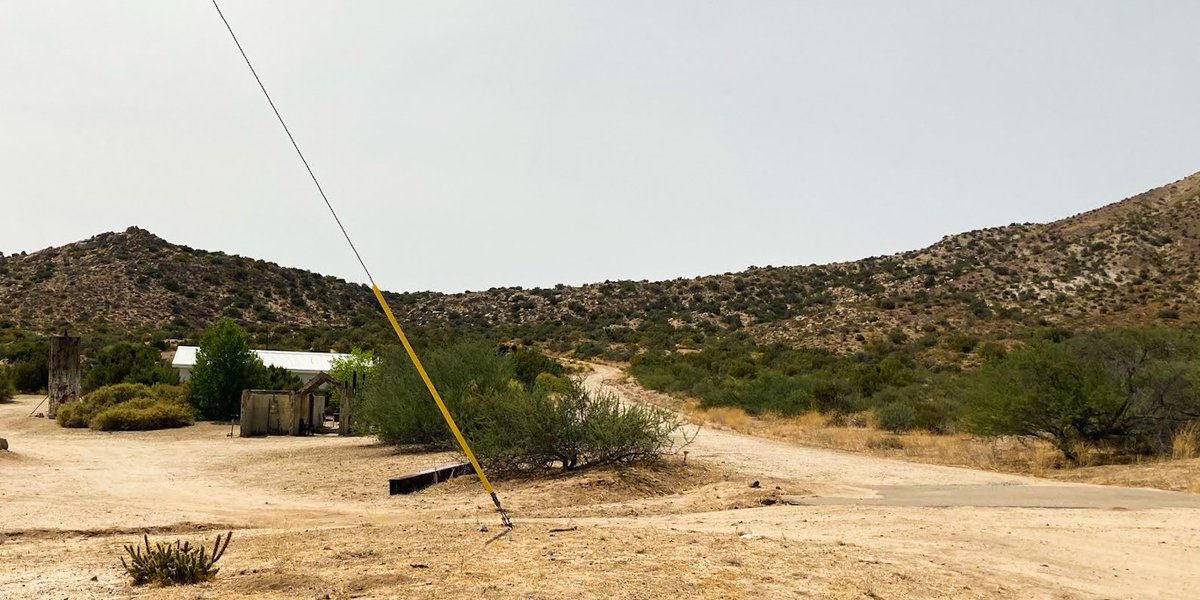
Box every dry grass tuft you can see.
[1029,442,1062,476]
[792,411,829,429]
[1070,442,1100,467]
[702,407,750,429]
[1173,422,1200,460]
[866,435,904,450]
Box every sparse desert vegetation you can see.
[631,325,1200,469]
[3,172,1200,598]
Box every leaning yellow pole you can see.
[209,0,512,529]
[371,285,512,527]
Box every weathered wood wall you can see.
[240,391,312,436]
[47,335,81,419]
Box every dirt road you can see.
[581,363,1200,598]
[1,367,1198,599]
[584,363,1200,509]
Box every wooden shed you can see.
[239,373,351,437]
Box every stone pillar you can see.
[47,335,81,419]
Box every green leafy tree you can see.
[83,342,179,392]
[329,348,378,389]
[188,319,264,420]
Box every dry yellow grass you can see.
[1173,422,1199,460]
[701,407,750,430]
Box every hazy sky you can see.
[2,2,1199,293]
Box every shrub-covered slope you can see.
[1,170,1198,351]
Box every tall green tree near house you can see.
[188,319,264,420]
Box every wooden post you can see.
[339,387,352,436]
[239,390,251,438]
[47,335,81,419]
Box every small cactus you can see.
[121,531,232,586]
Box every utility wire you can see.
[210,0,374,286]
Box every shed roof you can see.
[171,346,350,374]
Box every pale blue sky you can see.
[2,1,1198,292]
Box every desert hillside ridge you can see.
[0,170,1196,355]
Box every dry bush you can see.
[1030,442,1063,475]
[867,435,904,450]
[1069,441,1100,467]
[1173,422,1200,460]
[702,407,749,429]
[793,411,829,428]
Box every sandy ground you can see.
[1,367,1198,599]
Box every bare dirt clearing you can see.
[2,366,1199,599]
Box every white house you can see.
[171,346,351,385]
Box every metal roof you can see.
[171,346,350,374]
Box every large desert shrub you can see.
[358,340,516,444]
[188,319,265,420]
[58,383,151,428]
[510,347,565,389]
[90,397,194,431]
[358,340,682,472]
[967,327,1200,460]
[58,383,192,431]
[874,401,917,434]
[472,379,682,472]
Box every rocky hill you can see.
[1,170,1198,353]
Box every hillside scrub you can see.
[357,340,683,473]
[57,383,193,431]
[0,364,13,401]
[83,342,179,392]
[966,327,1200,461]
[630,334,954,430]
[633,325,1200,463]
[0,337,49,393]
